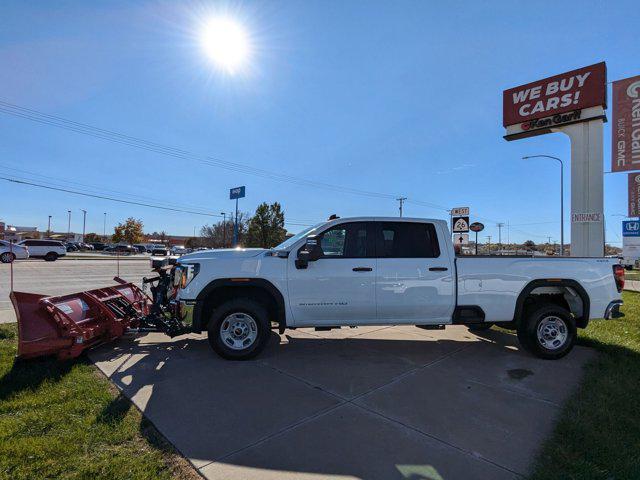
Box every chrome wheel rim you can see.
[1,253,12,263]
[220,313,258,350]
[537,316,568,350]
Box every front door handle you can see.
[429,267,448,271]
[353,267,373,272]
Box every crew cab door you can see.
[287,222,376,325]
[375,221,455,324]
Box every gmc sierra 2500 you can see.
[171,216,624,360]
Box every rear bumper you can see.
[604,300,624,319]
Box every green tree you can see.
[523,240,536,251]
[201,213,250,248]
[246,202,286,248]
[112,218,144,244]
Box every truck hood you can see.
[177,248,268,262]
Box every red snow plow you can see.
[10,262,190,360]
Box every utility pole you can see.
[486,235,492,254]
[103,212,107,241]
[80,209,87,243]
[47,215,52,237]
[67,210,71,241]
[396,197,407,217]
[221,212,227,248]
[497,223,504,253]
[547,236,552,245]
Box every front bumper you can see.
[604,300,624,319]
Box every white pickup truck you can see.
[170,217,624,361]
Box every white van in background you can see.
[17,239,67,261]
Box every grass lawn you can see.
[0,324,196,480]
[530,290,640,479]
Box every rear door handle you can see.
[429,267,448,271]
[352,267,373,272]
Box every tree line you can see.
[89,201,288,249]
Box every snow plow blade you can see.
[10,278,151,360]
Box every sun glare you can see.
[200,17,250,74]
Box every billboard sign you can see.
[623,221,640,237]
[452,216,469,233]
[629,173,640,217]
[469,222,484,232]
[503,62,607,140]
[612,75,640,172]
[229,186,246,200]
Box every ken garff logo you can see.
[627,80,640,99]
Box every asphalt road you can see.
[0,259,153,323]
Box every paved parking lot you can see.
[91,324,595,480]
[0,259,151,323]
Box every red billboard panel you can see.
[612,75,640,172]
[503,62,607,127]
[629,173,640,217]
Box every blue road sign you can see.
[230,186,246,200]
[623,221,640,237]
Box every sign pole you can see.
[233,198,238,247]
[475,231,478,255]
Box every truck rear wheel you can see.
[517,304,576,360]
[207,298,270,360]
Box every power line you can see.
[0,176,223,218]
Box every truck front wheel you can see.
[207,298,270,360]
[517,304,576,360]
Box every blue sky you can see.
[1,0,638,245]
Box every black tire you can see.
[467,322,493,331]
[0,252,15,264]
[44,252,58,262]
[517,304,576,360]
[207,298,270,360]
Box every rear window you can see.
[376,222,440,258]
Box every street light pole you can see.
[523,155,564,256]
[47,215,52,237]
[67,210,71,241]
[80,209,87,243]
[103,212,107,241]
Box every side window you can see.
[23,240,35,247]
[317,222,373,258]
[376,222,440,258]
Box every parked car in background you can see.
[64,243,78,252]
[151,246,170,256]
[133,244,147,253]
[90,242,108,251]
[171,245,189,255]
[0,240,29,263]
[17,239,67,261]
[105,244,137,254]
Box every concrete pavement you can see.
[0,259,152,323]
[90,324,595,480]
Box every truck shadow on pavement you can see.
[89,325,597,480]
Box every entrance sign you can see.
[629,173,640,217]
[571,212,602,223]
[229,186,246,200]
[502,63,607,257]
[452,216,469,233]
[450,207,469,216]
[503,62,607,139]
[612,75,640,172]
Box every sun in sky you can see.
[200,16,251,74]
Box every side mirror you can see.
[295,235,322,269]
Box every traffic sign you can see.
[229,186,246,200]
[623,221,640,237]
[451,207,469,216]
[469,222,484,232]
[453,233,469,245]
[452,216,470,233]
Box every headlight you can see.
[178,263,200,289]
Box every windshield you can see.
[274,223,325,251]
